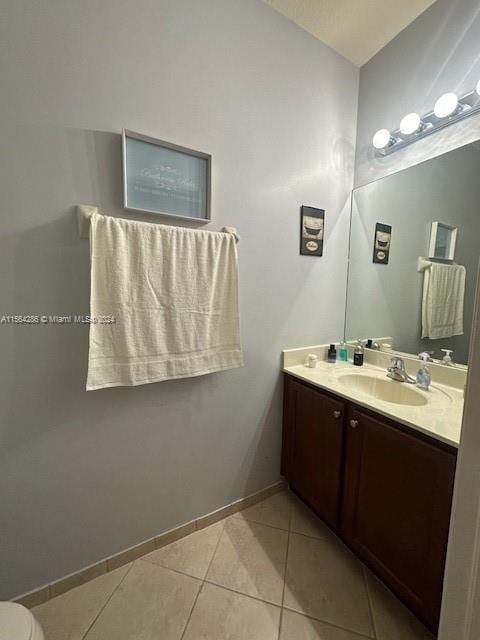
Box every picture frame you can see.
[122,129,211,223]
[300,206,325,256]
[373,222,392,264]
[428,221,457,260]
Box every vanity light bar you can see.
[373,81,480,156]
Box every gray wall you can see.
[346,142,480,364]
[355,0,480,188]
[0,0,358,598]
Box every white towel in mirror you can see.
[421,263,466,340]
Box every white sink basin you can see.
[337,373,428,406]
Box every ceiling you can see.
[263,0,438,66]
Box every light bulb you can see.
[434,92,459,118]
[372,129,393,150]
[400,112,422,135]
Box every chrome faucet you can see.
[387,357,415,384]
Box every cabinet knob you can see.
[333,410,341,419]
[349,419,359,429]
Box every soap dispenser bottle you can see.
[416,366,431,390]
[416,353,431,390]
[441,349,454,366]
[353,341,364,367]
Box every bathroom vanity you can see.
[281,358,461,634]
[279,138,480,634]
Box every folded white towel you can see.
[86,214,243,390]
[421,262,466,340]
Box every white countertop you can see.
[283,361,463,448]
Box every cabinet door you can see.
[290,381,345,529]
[342,409,456,632]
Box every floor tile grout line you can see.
[232,511,329,542]
[202,579,282,609]
[80,561,135,640]
[228,489,296,533]
[278,608,285,640]
[288,528,327,542]
[281,604,376,639]
[288,490,379,638]
[179,517,227,640]
[362,565,378,640]
[179,581,204,640]
[137,518,226,581]
[288,526,361,548]
[282,534,291,603]
[137,556,205,582]
[230,513,291,533]
[229,511,289,531]
[287,495,294,532]
[278,526,291,640]
[202,511,288,610]
[202,517,227,582]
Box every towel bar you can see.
[418,257,432,272]
[76,205,239,242]
[417,256,457,272]
[77,205,98,238]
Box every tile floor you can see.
[32,490,435,640]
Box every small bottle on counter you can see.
[353,341,364,366]
[307,353,318,368]
[416,366,431,390]
[339,341,348,362]
[327,344,337,363]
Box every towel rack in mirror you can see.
[418,257,432,272]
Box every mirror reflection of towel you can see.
[422,263,466,339]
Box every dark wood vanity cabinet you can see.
[282,379,345,529]
[282,374,457,633]
[342,407,456,631]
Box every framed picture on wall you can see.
[300,206,325,256]
[373,222,392,264]
[428,221,457,260]
[122,129,211,223]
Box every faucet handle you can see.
[388,357,403,376]
[418,351,434,362]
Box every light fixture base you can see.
[374,88,480,156]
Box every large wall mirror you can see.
[345,140,480,367]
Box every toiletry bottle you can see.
[327,344,337,363]
[353,341,364,367]
[339,341,348,362]
[416,366,431,390]
[307,353,318,368]
[441,349,454,366]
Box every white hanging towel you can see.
[421,262,466,339]
[86,214,243,390]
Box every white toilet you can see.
[0,602,44,640]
